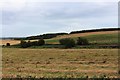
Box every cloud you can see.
[1,2,118,37]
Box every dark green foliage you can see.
[2,45,5,47]
[70,28,120,34]
[20,40,30,48]
[26,33,68,40]
[6,43,10,46]
[77,37,89,45]
[37,39,45,46]
[20,39,45,48]
[59,38,75,48]
[27,40,32,47]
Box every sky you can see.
[0,0,119,37]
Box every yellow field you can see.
[2,48,118,78]
[0,40,20,45]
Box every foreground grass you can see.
[2,48,118,78]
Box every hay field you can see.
[2,48,118,78]
[0,40,20,45]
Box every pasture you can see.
[2,48,118,78]
[45,31,118,45]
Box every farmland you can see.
[1,30,119,78]
[0,30,118,46]
[46,31,118,45]
[2,48,118,78]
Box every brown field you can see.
[2,48,118,78]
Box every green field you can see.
[2,48,118,78]
[45,33,118,45]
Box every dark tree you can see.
[6,43,10,46]
[77,37,89,45]
[20,40,29,48]
[59,38,75,48]
[37,39,45,46]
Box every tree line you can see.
[19,37,89,48]
[13,28,119,40]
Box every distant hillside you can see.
[24,28,120,40]
[45,30,119,45]
[1,28,119,46]
[26,33,68,40]
[70,28,120,34]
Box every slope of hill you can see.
[23,28,120,40]
[45,30,119,45]
[1,28,119,46]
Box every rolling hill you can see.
[45,30,119,45]
[1,28,119,46]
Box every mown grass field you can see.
[2,48,118,78]
[2,30,119,78]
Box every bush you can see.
[20,39,45,48]
[37,39,45,46]
[77,37,89,45]
[59,38,75,48]
[2,45,5,47]
[6,43,10,46]
[20,40,30,48]
[27,40,32,46]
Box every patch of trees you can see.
[14,37,26,40]
[20,39,45,48]
[59,38,76,48]
[77,37,89,45]
[11,28,119,40]
[6,43,10,46]
[70,28,120,34]
[2,43,11,47]
[59,37,89,48]
[26,33,68,40]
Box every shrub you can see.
[20,40,30,48]
[20,39,45,48]
[27,40,32,46]
[2,45,5,47]
[6,43,10,46]
[37,39,45,46]
[77,37,89,45]
[59,38,75,48]
[31,41,38,46]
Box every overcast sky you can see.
[1,0,118,37]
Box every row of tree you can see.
[20,39,45,48]
[70,28,120,34]
[20,37,89,48]
[26,33,68,40]
[59,37,89,48]
[13,28,119,40]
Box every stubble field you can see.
[2,48,118,78]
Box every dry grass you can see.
[2,48,118,78]
[0,40,20,45]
